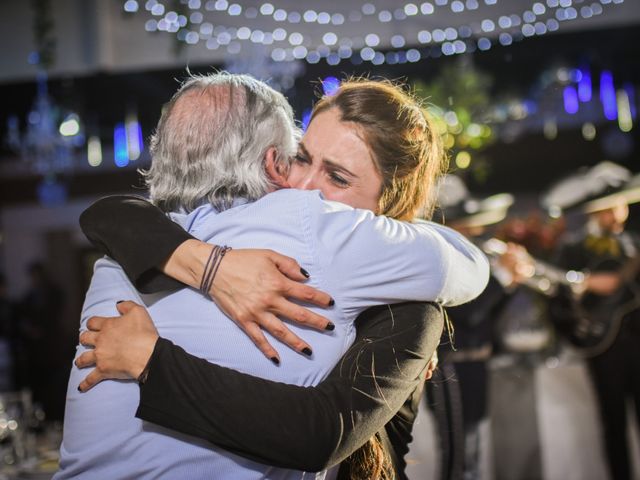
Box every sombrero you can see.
[542,161,640,215]
[435,175,514,228]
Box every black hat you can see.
[542,161,640,216]
[435,175,514,228]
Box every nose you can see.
[296,171,320,191]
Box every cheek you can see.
[338,190,380,212]
[286,164,304,185]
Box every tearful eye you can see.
[329,172,349,187]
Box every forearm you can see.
[161,239,214,290]
[80,196,194,293]
[137,302,443,471]
[137,338,340,470]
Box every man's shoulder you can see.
[255,189,323,208]
[256,189,358,214]
[92,255,126,274]
[87,256,135,294]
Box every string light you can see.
[126,0,624,66]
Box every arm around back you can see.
[309,194,490,311]
[136,301,444,471]
[79,195,193,293]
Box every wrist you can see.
[132,334,160,380]
[163,239,212,289]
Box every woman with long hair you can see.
[73,77,486,479]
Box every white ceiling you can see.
[1,0,638,83]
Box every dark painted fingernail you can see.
[77,386,82,392]
[270,356,280,366]
[300,268,310,278]
[302,347,313,357]
[328,298,335,306]
[116,300,125,304]
[325,322,335,331]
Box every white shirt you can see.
[57,189,489,479]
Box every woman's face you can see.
[288,107,383,212]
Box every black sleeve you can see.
[376,375,427,479]
[136,302,443,472]
[79,196,194,293]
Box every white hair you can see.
[142,72,300,212]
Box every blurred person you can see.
[495,211,566,260]
[57,73,489,480]
[426,176,529,480]
[546,162,640,480]
[0,274,16,391]
[16,262,65,418]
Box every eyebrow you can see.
[298,142,358,179]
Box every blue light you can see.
[578,68,592,102]
[114,123,129,167]
[301,108,312,131]
[322,76,340,97]
[523,100,537,115]
[563,85,579,114]
[37,177,68,206]
[624,83,637,119]
[600,71,617,121]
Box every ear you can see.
[264,147,291,189]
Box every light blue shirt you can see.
[57,189,488,480]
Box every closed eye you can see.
[329,171,349,187]
[294,153,310,165]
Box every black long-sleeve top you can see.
[80,196,444,476]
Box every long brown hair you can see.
[311,78,447,478]
[341,433,394,480]
[311,78,447,221]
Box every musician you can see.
[548,162,640,480]
[427,176,527,480]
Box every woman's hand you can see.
[164,240,335,363]
[424,351,438,381]
[76,301,159,392]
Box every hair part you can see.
[142,72,300,212]
[311,78,447,221]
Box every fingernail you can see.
[302,347,313,357]
[328,298,335,307]
[270,356,280,366]
[77,386,82,392]
[325,322,335,331]
[300,268,310,278]
[116,300,125,304]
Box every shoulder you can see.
[253,190,373,235]
[257,189,362,215]
[558,231,587,252]
[92,256,127,275]
[179,203,223,235]
[256,189,329,210]
[625,230,640,246]
[88,257,135,291]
